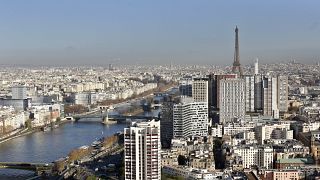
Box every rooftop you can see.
[276,158,314,164]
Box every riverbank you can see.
[0,120,127,180]
[57,133,124,179]
[122,108,144,116]
[0,129,35,144]
[0,119,71,145]
[98,83,176,106]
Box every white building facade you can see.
[233,145,274,169]
[173,98,208,138]
[219,79,245,124]
[223,121,255,136]
[12,86,27,99]
[192,78,209,103]
[255,122,292,144]
[124,120,161,180]
[244,75,255,113]
[277,76,288,113]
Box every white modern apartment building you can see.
[299,104,320,118]
[244,75,255,113]
[12,85,27,99]
[277,76,288,113]
[124,120,161,180]
[219,79,245,124]
[192,78,208,103]
[255,122,293,144]
[254,58,259,75]
[254,74,263,111]
[223,121,256,136]
[292,121,320,138]
[173,97,208,138]
[252,75,288,117]
[233,145,274,169]
[261,75,288,118]
[212,124,223,138]
[74,92,97,105]
[162,166,220,180]
[262,76,279,118]
[0,107,26,131]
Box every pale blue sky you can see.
[0,0,319,65]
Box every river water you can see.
[0,92,166,179]
[0,120,128,179]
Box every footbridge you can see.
[0,162,53,175]
[74,113,159,124]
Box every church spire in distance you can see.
[232,26,243,76]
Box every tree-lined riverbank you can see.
[0,121,127,179]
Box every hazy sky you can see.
[0,0,320,66]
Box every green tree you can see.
[56,117,61,122]
[86,175,96,180]
[161,173,185,180]
[176,176,185,180]
[53,160,66,173]
[25,119,32,129]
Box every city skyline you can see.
[0,1,320,65]
[2,1,320,179]
[0,55,319,179]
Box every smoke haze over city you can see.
[0,0,320,65]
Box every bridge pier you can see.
[103,115,109,124]
[102,109,109,124]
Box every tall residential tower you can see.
[124,120,161,180]
[219,78,246,123]
[192,78,209,103]
[254,58,259,75]
[12,86,27,99]
[173,97,208,138]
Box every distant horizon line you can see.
[0,61,316,68]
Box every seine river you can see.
[0,120,128,179]
[0,90,167,179]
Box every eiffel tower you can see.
[232,26,243,76]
